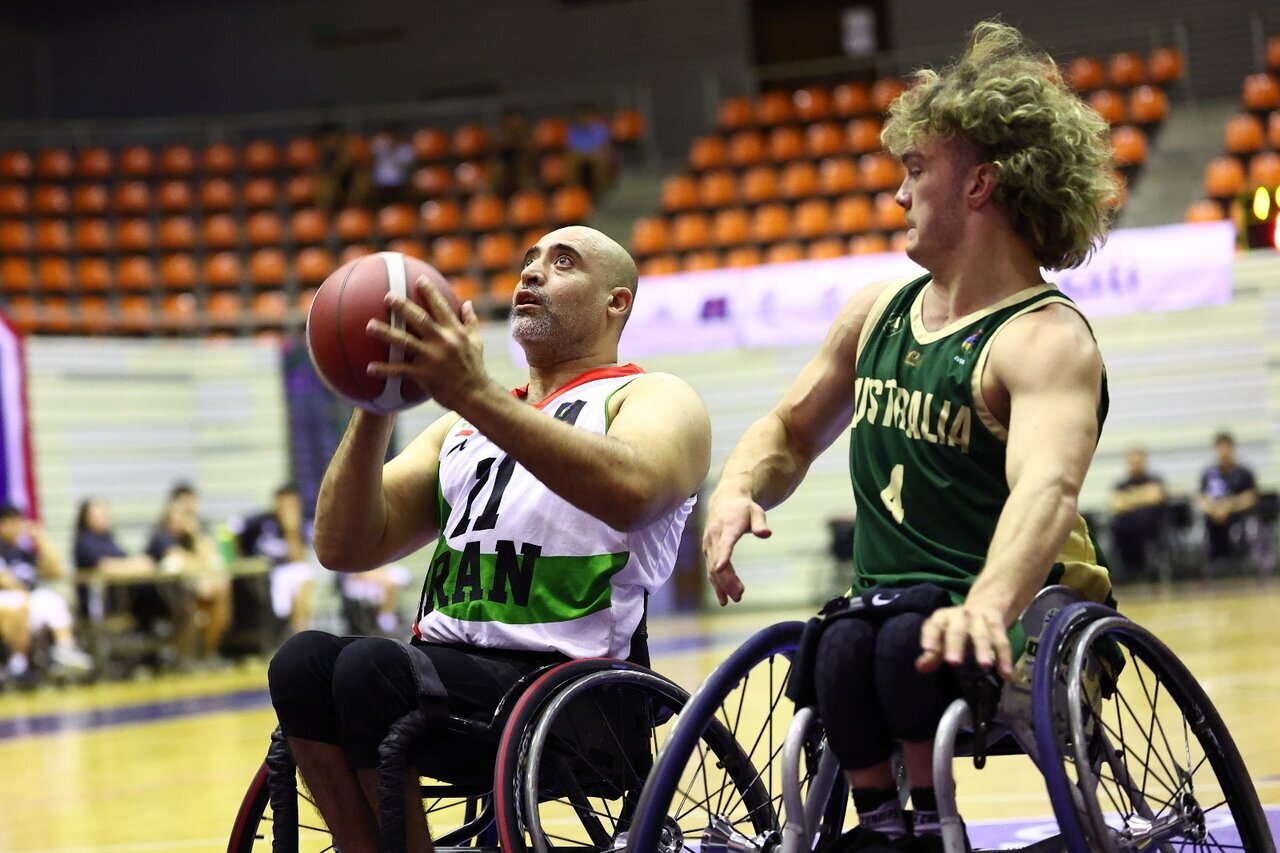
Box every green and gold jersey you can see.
[849,274,1113,607]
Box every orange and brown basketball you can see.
[306,251,462,413]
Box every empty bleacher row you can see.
[630,47,1181,274]
[0,109,645,336]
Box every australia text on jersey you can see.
[852,376,974,454]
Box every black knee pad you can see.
[873,613,959,743]
[332,637,422,768]
[268,630,349,744]
[814,616,894,770]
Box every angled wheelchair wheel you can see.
[624,621,848,853]
[1033,602,1273,853]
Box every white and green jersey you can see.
[412,364,694,659]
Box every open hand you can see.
[703,492,771,606]
[916,603,1014,679]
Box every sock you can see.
[910,787,940,836]
[852,787,907,840]
[7,653,28,676]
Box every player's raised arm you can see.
[704,279,894,605]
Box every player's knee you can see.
[268,630,339,704]
[874,612,957,741]
[331,637,417,713]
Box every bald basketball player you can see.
[268,226,711,853]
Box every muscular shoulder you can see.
[607,372,705,420]
[989,302,1102,394]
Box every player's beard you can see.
[509,290,557,344]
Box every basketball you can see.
[306,251,462,413]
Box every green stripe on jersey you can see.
[422,540,630,624]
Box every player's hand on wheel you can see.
[703,493,771,606]
[916,603,1014,680]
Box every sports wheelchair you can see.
[623,586,1274,853]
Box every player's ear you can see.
[968,161,998,208]
[607,286,633,320]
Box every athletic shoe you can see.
[51,645,94,672]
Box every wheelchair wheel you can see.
[624,621,847,853]
[1033,602,1273,853]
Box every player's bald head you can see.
[539,225,638,297]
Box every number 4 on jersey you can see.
[879,463,905,524]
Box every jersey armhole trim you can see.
[603,376,644,433]
[855,277,919,368]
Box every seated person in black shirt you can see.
[0,504,92,672]
[1199,432,1259,566]
[74,496,177,638]
[1108,446,1167,579]
[232,484,316,636]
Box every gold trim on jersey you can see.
[855,277,919,368]
[1056,514,1114,603]
[909,282,1057,345]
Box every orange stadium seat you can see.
[724,246,762,268]
[202,213,240,249]
[36,149,73,180]
[421,200,461,236]
[252,291,288,325]
[859,153,902,192]
[1243,73,1280,114]
[249,248,287,286]
[204,252,243,288]
[1204,156,1246,199]
[206,291,244,326]
[1111,126,1149,167]
[670,212,711,251]
[819,158,859,195]
[428,236,471,276]
[689,136,728,172]
[832,81,873,118]
[246,211,284,246]
[630,217,669,256]
[201,179,235,211]
[488,273,519,302]
[740,166,779,204]
[639,255,680,277]
[550,186,591,224]
[77,147,112,180]
[76,258,111,293]
[284,137,319,172]
[755,91,795,126]
[244,177,278,209]
[835,195,874,234]
[873,192,908,231]
[1249,152,1280,188]
[157,216,195,251]
[454,161,490,195]
[0,150,33,181]
[0,295,33,331]
[244,139,280,172]
[781,161,820,199]
[412,128,449,162]
[507,190,548,229]
[1128,86,1169,126]
[518,227,546,254]
[806,123,845,159]
[464,195,505,233]
[72,183,109,216]
[117,256,155,291]
[118,295,154,333]
[792,199,832,239]
[202,143,238,175]
[717,97,755,132]
[159,144,196,176]
[118,146,154,178]
[661,175,699,213]
[0,220,30,253]
[377,204,417,239]
[1107,53,1145,88]
[114,181,150,214]
[698,171,738,209]
[712,208,751,247]
[116,218,153,252]
[34,185,70,216]
[286,174,317,207]
[446,274,481,305]
[1148,48,1183,85]
[386,237,423,262]
[533,118,569,151]
[762,242,802,265]
[155,180,193,212]
[850,233,889,254]
[159,254,197,289]
[296,287,319,316]
[1225,113,1265,155]
[1066,56,1105,92]
[39,297,73,334]
[160,293,197,331]
[452,125,490,160]
[1086,90,1127,125]
[751,204,790,243]
[295,247,335,285]
[339,243,375,263]
[682,251,722,272]
[73,219,109,253]
[846,118,883,155]
[768,126,805,162]
[728,131,767,168]
[75,296,111,334]
[335,207,374,242]
[611,110,645,144]
[477,232,516,272]
[290,208,328,245]
[1,258,33,293]
[807,237,846,260]
[0,185,28,216]
[34,220,71,253]
[1268,110,1280,149]
[794,87,833,123]
[412,165,452,198]
[1184,199,1225,223]
[871,79,905,114]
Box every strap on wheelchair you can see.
[396,640,449,726]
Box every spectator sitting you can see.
[491,107,536,196]
[1108,446,1167,580]
[232,484,316,637]
[0,504,93,674]
[0,554,31,683]
[565,104,614,197]
[338,563,413,636]
[1199,432,1259,571]
[369,122,415,208]
[315,122,368,213]
[146,484,230,666]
